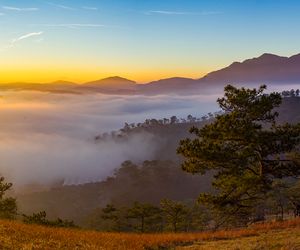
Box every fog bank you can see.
[0,91,218,187]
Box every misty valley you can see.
[0,91,218,186]
[2,0,300,248]
[0,86,298,231]
[0,79,299,250]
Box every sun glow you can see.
[0,67,208,84]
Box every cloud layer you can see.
[0,91,217,187]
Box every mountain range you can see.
[1,53,299,95]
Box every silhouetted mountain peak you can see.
[228,61,241,67]
[1,53,299,95]
[240,53,287,65]
[49,80,76,85]
[84,76,136,90]
[99,76,136,84]
[259,53,281,59]
[201,53,300,84]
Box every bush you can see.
[23,211,77,228]
[0,176,17,219]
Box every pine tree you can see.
[0,176,17,219]
[160,199,188,232]
[127,202,161,232]
[177,85,300,227]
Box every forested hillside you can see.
[17,96,300,227]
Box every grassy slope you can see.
[1,219,300,250]
[178,228,300,250]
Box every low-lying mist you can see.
[0,91,218,188]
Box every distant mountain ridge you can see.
[84,76,137,90]
[201,53,300,84]
[1,53,299,95]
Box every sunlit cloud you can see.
[2,6,39,12]
[1,32,44,51]
[0,12,5,16]
[12,32,44,43]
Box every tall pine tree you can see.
[178,85,300,227]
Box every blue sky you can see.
[0,0,300,83]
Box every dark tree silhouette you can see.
[0,176,17,219]
[178,85,300,227]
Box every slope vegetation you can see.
[0,219,300,249]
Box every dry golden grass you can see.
[0,219,300,250]
[177,219,300,250]
[178,228,300,250]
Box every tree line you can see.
[281,89,300,97]
[88,200,210,233]
[0,177,76,228]
[86,178,300,232]
[95,112,223,142]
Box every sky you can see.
[0,0,300,83]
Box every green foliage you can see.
[105,160,210,206]
[255,177,300,221]
[178,85,300,227]
[284,178,300,216]
[160,199,189,232]
[265,180,290,220]
[88,200,210,233]
[0,176,17,219]
[282,89,300,97]
[23,211,48,225]
[100,204,128,232]
[98,202,163,233]
[127,202,162,232]
[185,203,212,231]
[23,211,76,228]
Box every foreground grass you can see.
[0,219,300,249]
[178,227,300,250]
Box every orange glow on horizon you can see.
[0,68,209,84]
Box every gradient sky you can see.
[0,0,300,83]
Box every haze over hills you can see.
[0,53,299,95]
[139,77,197,94]
[16,96,300,224]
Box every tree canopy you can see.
[0,176,17,219]
[177,85,300,226]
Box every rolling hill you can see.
[0,53,299,95]
[84,76,136,88]
[1,218,300,249]
[201,53,300,84]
